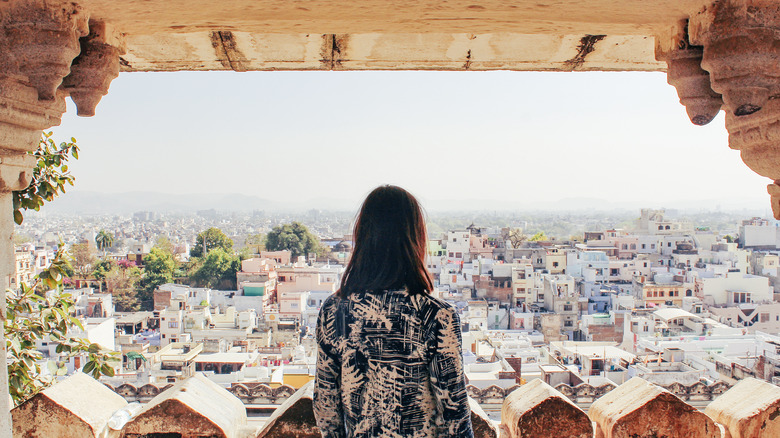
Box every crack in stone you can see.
[565,34,606,70]
[210,30,248,72]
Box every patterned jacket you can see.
[313,289,474,438]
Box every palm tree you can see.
[95,229,114,257]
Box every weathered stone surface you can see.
[121,373,246,438]
[469,397,499,438]
[705,377,780,438]
[690,0,780,117]
[589,377,719,438]
[0,0,88,100]
[61,20,125,117]
[255,380,320,438]
[659,42,722,126]
[501,379,592,438]
[11,372,128,437]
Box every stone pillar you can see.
[0,0,122,434]
[683,0,780,218]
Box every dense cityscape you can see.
[11,207,780,431]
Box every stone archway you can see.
[3,0,780,434]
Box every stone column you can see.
[0,0,122,434]
[679,0,780,218]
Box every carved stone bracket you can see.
[61,20,125,117]
[656,29,723,126]
[689,0,780,117]
[0,0,89,101]
[687,0,780,218]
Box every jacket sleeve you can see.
[313,302,346,438]
[428,306,474,437]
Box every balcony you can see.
[11,370,780,437]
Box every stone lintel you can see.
[588,377,719,438]
[704,377,780,438]
[501,379,592,438]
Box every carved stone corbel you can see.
[689,0,780,117]
[61,20,125,117]
[656,24,723,126]
[689,0,780,218]
[1,0,89,101]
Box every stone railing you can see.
[467,380,730,405]
[107,379,731,408]
[11,372,780,437]
[106,381,299,405]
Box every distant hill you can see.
[36,190,769,215]
[38,191,286,215]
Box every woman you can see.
[313,185,474,438]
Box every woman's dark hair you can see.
[338,185,433,297]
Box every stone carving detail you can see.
[661,43,723,126]
[0,0,88,101]
[61,20,125,117]
[689,1,780,117]
[688,0,780,218]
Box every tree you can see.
[69,242,96,278]
[244,233,265,255]
[154,236,175,256]
[191,248,241,289]
[529,232,548,242]
[95,230,114,257]
[12,132,78,225]
[190,228,233,258]
[6,246,120,405]
[105,262,142,311]
[138,247,176,298]
[508,228,527,248]
[265,222,325,259]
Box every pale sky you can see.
[52,70,770,212]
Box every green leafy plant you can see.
[5,245,120,405]
[12,131,79,225]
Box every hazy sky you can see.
[52,70,769,211]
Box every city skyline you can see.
[51,70,769,213]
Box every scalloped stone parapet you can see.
[11,372,127,437]
[705,377,780,438]
[589,377,719,438]
[121,373,247,438]
[501,379,592,438]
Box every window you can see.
[668,242,672,247]
[455,252,462,258]
[162,334,166,339]
[630,244,636,250]
[449,252,454,257]
[659,291,665,297]
[642,244,646,249]
[563,304,573,311]
[760,313,770,323]
[651,244,656,249]
[564,320,573,327]
[553,262,559,268]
